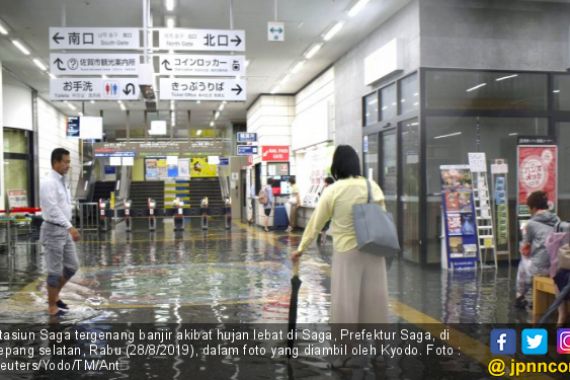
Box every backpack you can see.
[545,221,570,276]
[258,188,268,205]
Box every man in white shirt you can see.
[40,148,81,316]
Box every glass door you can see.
[380,130,398,230]
[400,119,420,262]
[364,133,379,183]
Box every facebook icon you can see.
[490,329,517,355]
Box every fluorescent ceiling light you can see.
[434,132,462,140]
[280,74,291,85]
[0,20,8,35]
[33,58,47,71]
[553,89,561,94]
[196,100,201,104]
[209,121,215,127]
[291,60,305,74]
[348,0,370,17]
[218,102,225,111]
[196,129,203,136]
[214,111,220,120]
[12,39,30,55]
[508,132,518,136]
[120,103,126,111]
[245,60,250,68]
[64,101,76,111]
[90,100,95,104]
[323,21,345,41]
[165,0,175,11]
[170,100,175,110]
[466,83,487,92]
[166,16,175,29]
[495,74,518,82]
[304,43,323,59]
[48,72,56,79]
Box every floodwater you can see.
[0,219,555,379]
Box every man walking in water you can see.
[40,148,81,316]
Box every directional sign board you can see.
[50,78,139,100]
[50,53,140,75]
[237,132,257,143]
[237,145,258,156]
[159,54,245,76]
[158,28,245,51]
[49,28,140,50]
[159,78,246,101]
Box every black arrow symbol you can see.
[231,84,243,96]
[270,28,283,34]
[161,59,172,71]
[52,32,64,44]
[54,58,65,71]
[123,83,136,95]
[230,35,242,47]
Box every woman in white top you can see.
[291,145,389,324]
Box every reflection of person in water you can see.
[461,214,475,235]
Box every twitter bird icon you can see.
[522,329,548,355]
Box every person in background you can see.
[40,148,81,316]
[248,183,256,225]
[286,176,301,232]
[225,196,232,230]
[291,145,388,323]
[261,179,274,232]
[318,177,335,245]
[515,191,559,309]
[200,196,209,230]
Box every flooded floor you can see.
[0,219,557,379]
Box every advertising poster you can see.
[145,159,159,180]
[157,159,168,180]
[178,158,190,178]
[517,145,557,216]
[190,157,218,178]
[7,189,28,208]
[440,165,479,270]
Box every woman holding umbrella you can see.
[291,145,389,324]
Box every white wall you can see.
[291,67,335,151]
[37,97,81,198]
[2,81,33,130]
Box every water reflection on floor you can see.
[0,219,534,378]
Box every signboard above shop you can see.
[237,145,258,156]
[159,77,246,101]
[50,78,139,100]
[237,132,257,143]
[50,53,140,75]
[158,28,245,51]
[262,146,289,162]
[159,54,245,76]
[49,27,140,50]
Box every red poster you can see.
[517,145,557,214]
[261,146,289,162]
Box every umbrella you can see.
[538,279,570,324]
[287,260,302,358]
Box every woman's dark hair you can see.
[331,145,361,179]
[526,190,549,210]
[324,177,334,185]
[289,176,296,185]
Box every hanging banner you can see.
[440,165,479,271]
[517,145,557,216]
[491,160,510,253]
[190,158,218,178]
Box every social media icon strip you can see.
[490,329,517,355]
[522,329,548,355]
[557,328,570,354]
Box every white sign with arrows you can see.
[158,54,245,76]
[159,78,246,101]
[158,28,245,51]
[49,78,139,100]
[50,53,140,75]
[49,27,140,50]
